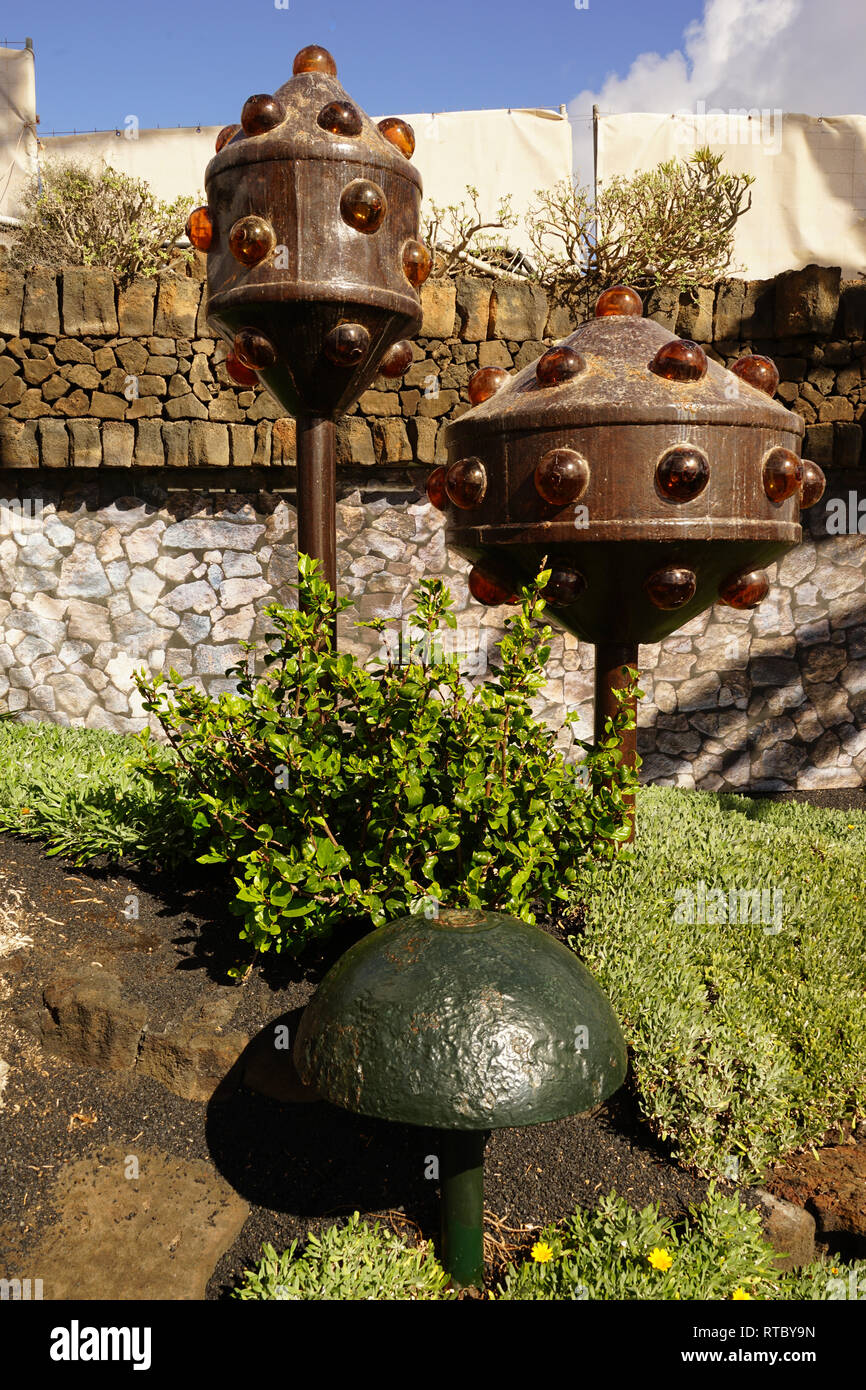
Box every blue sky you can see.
[25,0,705,135]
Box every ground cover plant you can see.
[233,1190,866,1301]
[570,788,866,1180]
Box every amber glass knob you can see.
[645,565,696,610]
[324,323,370,367]
[228,216,276,267]
[426,466,448,511]
[379,340,414,378]
[718,570,769,609]
[656,444,710,502]
[402,240,432,288]
[542,569,586,605]
[293,45,337,76]
[241,94,285,137]
[340,179,386,234]
[186,207,214,252]
[595,286,643,317]
[215,124,241,152]
[730,354,779,396]
[378,117,416,158]
[536,346,585,387]
[469,565,519,606]
[225,351,258,387]
[534,448,590,506]
[445,457,487,509]
[799,459,826,510]
[234,329,276,371]
[468,367,508,405]
[763,447,803,503]
[318,101,363,137]
[650,339,708,383]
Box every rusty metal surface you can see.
[442,315,805,645]
[204,64,422,419]
[293,910,627,1130]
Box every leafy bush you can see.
[570,788,866,1179]
[233,1212,454,1300]
[9,160,195,283]
[525,147,753,307]
[132,559,637,961]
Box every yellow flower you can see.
[648,1247,673,1272]
[531,1241,554,1264]
[732,1288,751,1300]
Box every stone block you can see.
[676,286,714,342]
[371,417,412,463]
[455,275,492,340]
[804,422,834,468]
[229,423,255,468]
[0,419,39,467]
[68,419,102,468]
[117,278,157,336]
[834,422,863,470]
[62,268,118,335]
[135,419,165,468]
[336,416,375,466]
[775,264,841,337]
[841,281,866,340]
[488,282,548,340]
[0,269,24,336]
[271,416,296,463]
[22,270,61,335]
[41,968,146,1070]
[154,273,201,338]
[188,421,230,468]
[37,418,69,468]
[407,416,437,465]
[102,421,135,468]
[478,340,513,368]
[138,1022,249,1102]
[645,285,680,332]
[420,281,457,337]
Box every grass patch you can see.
[570,787,866,1179]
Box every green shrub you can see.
[132,559,637,962]
[9,160,195,283]
[570,789,866,1179]
[232,1212,454,1300]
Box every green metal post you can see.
[440,1128,487,1290]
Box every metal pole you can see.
[594,641,639,841]
[440,1128,487,1290]
[295,413,337,641]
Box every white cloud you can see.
[568,0,865,179]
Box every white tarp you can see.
[38,108,573,257]
[0,46,37,223]
[597,111,866,281]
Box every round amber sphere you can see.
[228,216,276,267]
[534,448,590,506]
[763,447,803,503]
[595,286,643,317]
[718,569,770,609]
[225,351,258,387]
[241,94,285,137]
[379,340,414,378]
[234,328,276,371]
[402,240,432,288]
[215,124,241,152]
[318,101,363,137]
[293,45,337,76]
[340,179,386,234]
[644,565,697,610]
[536,346,585,387]
[468,367,508,405]
[469,565,519,607]
[731,354,779,397]
[323,322,370,367]
[656,444,710,502]
[800,458,826,510]
[185,206,214,252]
[650,339,708,383]
[378,117,416,158]
[445,457,487,509]
[426,466,448,511]
[542,568,586,605]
